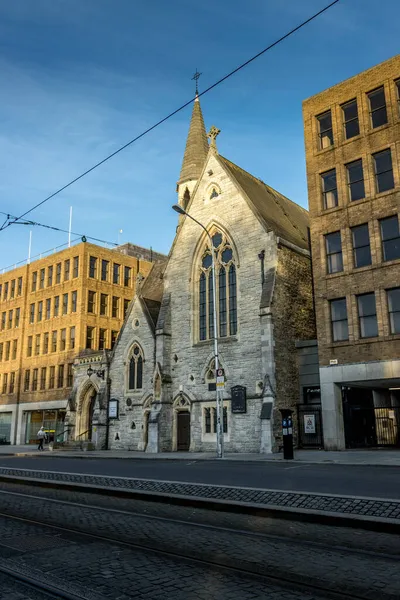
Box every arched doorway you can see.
[173,395,191,451]
[77,384,97,441]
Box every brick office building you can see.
[0,240,161,444]
[303,55,400,450]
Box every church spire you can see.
[178,72,209,186]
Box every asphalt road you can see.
[0,455,399,499]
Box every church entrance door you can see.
[177,412,190,451]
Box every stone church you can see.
[67,94,315,453]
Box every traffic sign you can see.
[216,367,225,389]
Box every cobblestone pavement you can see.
[1,465,400,522]
[0,573,63,600]
[0,515,332,600]
[0,483,399,599]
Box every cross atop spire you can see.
[207,125,221,151]
[192,69,202,96]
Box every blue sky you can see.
[0,0,399,269]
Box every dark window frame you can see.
[330,298,349,342]
[321,169,338,209]
[373,148,395,193]
[342,99,360,139]
[346,159,365,201]
[317,110,334,149]
[387,287,400,335]
[351,223,372,268]
[325,231,343,274]
[380,215,400,262]
[357,292,378,339]
[368,86,388,129]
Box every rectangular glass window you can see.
[5,341,10,361]
[40,268,45,289]
[43,332,49,354]
[113,263,120,284]
[0,343,3,361]
[71,290,77,312]
[49,366,55,389]
[10,279,15,299]
[101,260,109,281]
[317,110,333,149]
[70,326,75,349]
[12,339,17,360]
[124,299,129,318]
[330,298,349,342]
[31,272,37,292]
[387,288,400,334]
[346,159,365,201]
[87,291,96,313]
[204,408,211,433]
[2,374,7,394]
[396,79,400,115]
[321,169,338,209]
[357,293,378,338]
[24,370,30,392]
[35,334,41,356]
[124,266,131,287]
[9,372,15,394]
[57,365,64,388]
[30,303,35,324]
[352,224,372,268]
[62,293,68,315]
[1,312,5,331]
[27,336,33,357]
[15,307,20,328]
[86,326,94,349]
[37,301,43,322]
[89,256,97,278]
[3,282,8,300]
[73,256,79,278]
[111,330,118,349]
[342,99,359,139]
[67,363,73,387]
[56,262,62,284]
[100,293,108,316]
[46,298,51,319]
[17,277,22,296]
[380,215,400,261]
[54,296,60,317]
[40,367,47,390]
[8,310,13,329]
[60,328,66,351]
[32,369,38,391]
[99,328,106,350]
[368,86,387,128]
[47,266,53,287]
[52,330,57,352]
[374,149,394,193]
[112,296,119,318]
[64,259,70,281]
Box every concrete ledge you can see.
[1,468,400,535]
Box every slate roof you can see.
[219,156,309,250]
[139,259,167,330]
[179,97,209,185]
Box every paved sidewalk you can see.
[2,445,400,466]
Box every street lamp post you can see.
[172,204,223,459]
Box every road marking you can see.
[284,464,309,470]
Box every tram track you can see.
[0,566,88,600]
[0,486,397,600]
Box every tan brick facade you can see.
[0,241,156,443]
[303,55,400,367]
[303,55,400,450]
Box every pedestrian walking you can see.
[37,426,47,451]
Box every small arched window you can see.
[183,188,190,210]
[128,344,143,390]
[210,187,219,199]
[199,231,237,341]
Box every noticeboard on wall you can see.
[231,385,247,414]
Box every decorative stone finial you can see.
[207,125,221,151]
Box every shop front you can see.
[25,409,66,444]
[0,413,12,443]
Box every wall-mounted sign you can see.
[216,368,225,390]
[108,399,119,419]
[231,385,247,414]
[304,414,316,434]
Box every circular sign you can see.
[217,368,224,377]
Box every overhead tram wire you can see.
[1,0,340,230]
[0,211,118,247]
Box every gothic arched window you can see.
[128,344,143,390]
[198,231,237,341]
